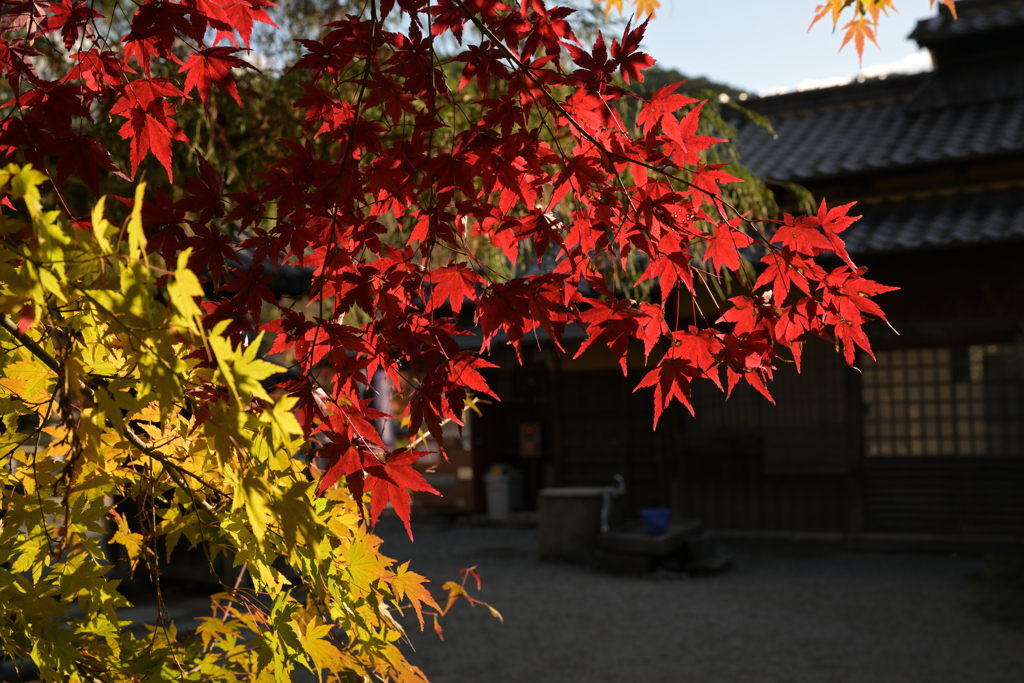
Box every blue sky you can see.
[637,1,938,94]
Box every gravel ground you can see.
[375,516,1024,683]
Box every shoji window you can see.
[861,345,1024,457]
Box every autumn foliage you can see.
[807,0,958,63]
[0,0,900,680]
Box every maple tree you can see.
[0,0,911,680]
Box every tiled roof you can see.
[844,189,1024,255]
[737,78,1024,183]
[735,0,1024,186]
[909,0,1024,45]
[907,59,1024,110]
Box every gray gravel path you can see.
[375,517,1024,683]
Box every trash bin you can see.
[484,465,523,522]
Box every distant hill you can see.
[634,67,747,100]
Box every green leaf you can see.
[10,164,46,218]
[345,535,390,593]
[237,472,272,543]
[300,621,344,681]
[168,248,205,333]
[275,481,321,561]
[127,183,147,261]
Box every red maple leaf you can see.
[408,380,447,452]
[114,97,189,181]
[636,302,668,362]
[54,134,126,195]
[66,50,133,92]
[634,357,699,427]
[770,212,833,256]
[1,0,46,35]
[816,199,861,269]
[315,440,369,503]
[454,41,510,93]
[186,222,237,281]
[110,78,188,180]
[636,249,694,296]
[260,311,310,355]
[754,247,821,304]
[122,0,198,77]
[610,18,655,84]
[671,327,724,388]
[662,102,725,167]
[704,217,753,274]
[223,185,266,231]
[369,449,439,539]
[316,440,439,539]
[565,31,614,84]
[42,1,101,49]
[818,265,899,364]
[447,353,499,399]
[180,46,257,107]
[719,294,776,337]
[774,297,820,347]
[213,0,278,49]
[179,154,225,220]
[576,297,643,375]
[688,163,742,208]
[637,82,698,136]
[425,265,483,316]
[521,2,577,58]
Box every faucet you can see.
[600,474,627,533]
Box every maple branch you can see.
[0,315,60,374]
[447,0,758,286]
[451,0,784,259]
[306,0,380,381]
[0,314,220,511]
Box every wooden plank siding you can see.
[864,457,1024,534]
[474,304,1024,536]
[671,341,860,532]
[556,370,676,514]
[673,473,851,532]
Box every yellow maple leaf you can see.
[840,16,879,65]
[633,0,659,17]
[598,0,657,18]
[597,0,622,18]
[345,534,390,592]
[300,621,344,682]
[389,561,440,629]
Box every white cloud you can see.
[860,50,933,77]
[758,50,933,96]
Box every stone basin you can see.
[538,486,625,561]
[599,520,703,557]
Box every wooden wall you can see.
[864,457,1024,534]
[672,341,861,532]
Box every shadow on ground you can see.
[376,515,1024,683]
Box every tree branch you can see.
[0,314,220,513]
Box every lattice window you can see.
[861,345,1024,457]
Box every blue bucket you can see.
[641,507,670,535]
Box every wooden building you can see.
[449,0,1024,537]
